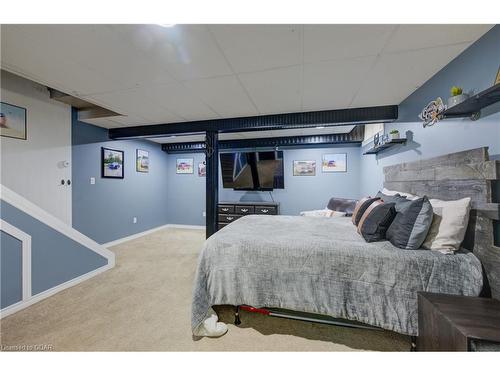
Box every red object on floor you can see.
[239,305,271,315]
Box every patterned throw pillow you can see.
[386,196,434,250]
[357,201,397,242]
[351,197,381,226]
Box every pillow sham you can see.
[357,201,397,242]
[300,209,346,218]
[382,187,419,201]
[422,197,471,253]
[351,197,381,226]
[375,191,412,212]
[386,196,433,250]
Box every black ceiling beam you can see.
[109,105,397,140]
[162,126,365,154]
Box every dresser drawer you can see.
[235,205,255,215]
[218,205,234,214]
[255,206,277,215]
[218,223,229,229]
[218,214,242,223]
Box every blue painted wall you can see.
[1,200,108,299]
[72,114,170,243]
[1,230,23,308]
[359,25,500,244]
[164,145,361,225]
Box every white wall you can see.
[1,70,72,224]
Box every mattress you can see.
[191,215,483,336]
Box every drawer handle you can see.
[261,209,269,213]
[241,208,248,212]
[222,208,229,212]
[227,216,234,220]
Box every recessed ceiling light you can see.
[316,126,325,129]
[158,24,176,28]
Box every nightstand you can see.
[417,292,500,351]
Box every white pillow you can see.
[382,187,420,200]
[422,197,471,253]
[300,209,345,218]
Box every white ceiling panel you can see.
[303,25,396,62]
[184,76,258,117]
[384,24,493,53]
[209,25,302,73]
[352,43,472,107]
[302,56,376,110]
[239,65,302,114]
[1,24,493,130]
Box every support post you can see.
[205,131,219,238]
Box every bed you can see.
[191,147,500,337]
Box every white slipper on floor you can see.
[194,313,228,337]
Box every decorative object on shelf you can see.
[0,102,27,140]
[322,153,347,173]
[198,161,206,177]
[419,97,445,127]
[447,86,469,108]
[495,65,500,85]
[102,147,124,179]
[293,160,316,176]
[389,129,400,141]
[136,149,149,173]
[373,133,380,147]
[176,158,194,174]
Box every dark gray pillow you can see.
[327,197,357,216]
[386,196,433,250]
[358,202,397,242]
[376,191,412,212]
[352,197,381,226]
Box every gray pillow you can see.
[386,196,433,250]
[376,191,412,212]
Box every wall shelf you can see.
[441,83,500,120]
[363,138,407,155]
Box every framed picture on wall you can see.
[198,161,206,177]
[136,149,149,173]
[102,147,124,179]
[176,158,194,174]
[293,160,316,176]
[0,102,27,140]
[322,153,347,173]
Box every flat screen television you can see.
[220,151,284,191]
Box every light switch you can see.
[133,217,138,224]
[90,177,95,185]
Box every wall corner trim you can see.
[102,224,205,248]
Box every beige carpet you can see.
[0,228,409,351]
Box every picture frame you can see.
[176,158,194,174]
[198,161,206,177]
[322,153,347,173]
[0,101,27,140]
[495,65,500,85]
[136,149,149,173]
[101,147,124,179]
[293,160,316,176]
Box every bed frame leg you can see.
[234,305,241,326]
[410,336,417,351]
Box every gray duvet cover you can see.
[191,215,483,336]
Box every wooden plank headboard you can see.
[383,147,500,300]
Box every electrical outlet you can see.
[90,177,95,185]
[202,211,206,217]
[133,217,137,224]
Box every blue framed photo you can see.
[0,102,27,140]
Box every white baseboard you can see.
[102,223,205,248]
[0,263,113,319]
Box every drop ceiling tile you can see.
[384,25,492,53]
[210,25,302,73]
[303,25,396,63]
[183,76,258,118]
[302,56,376,111]
[352,43,472,107]
[238,65,301,115]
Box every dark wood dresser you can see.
[417,292,500,351]
[217,201,279,230]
